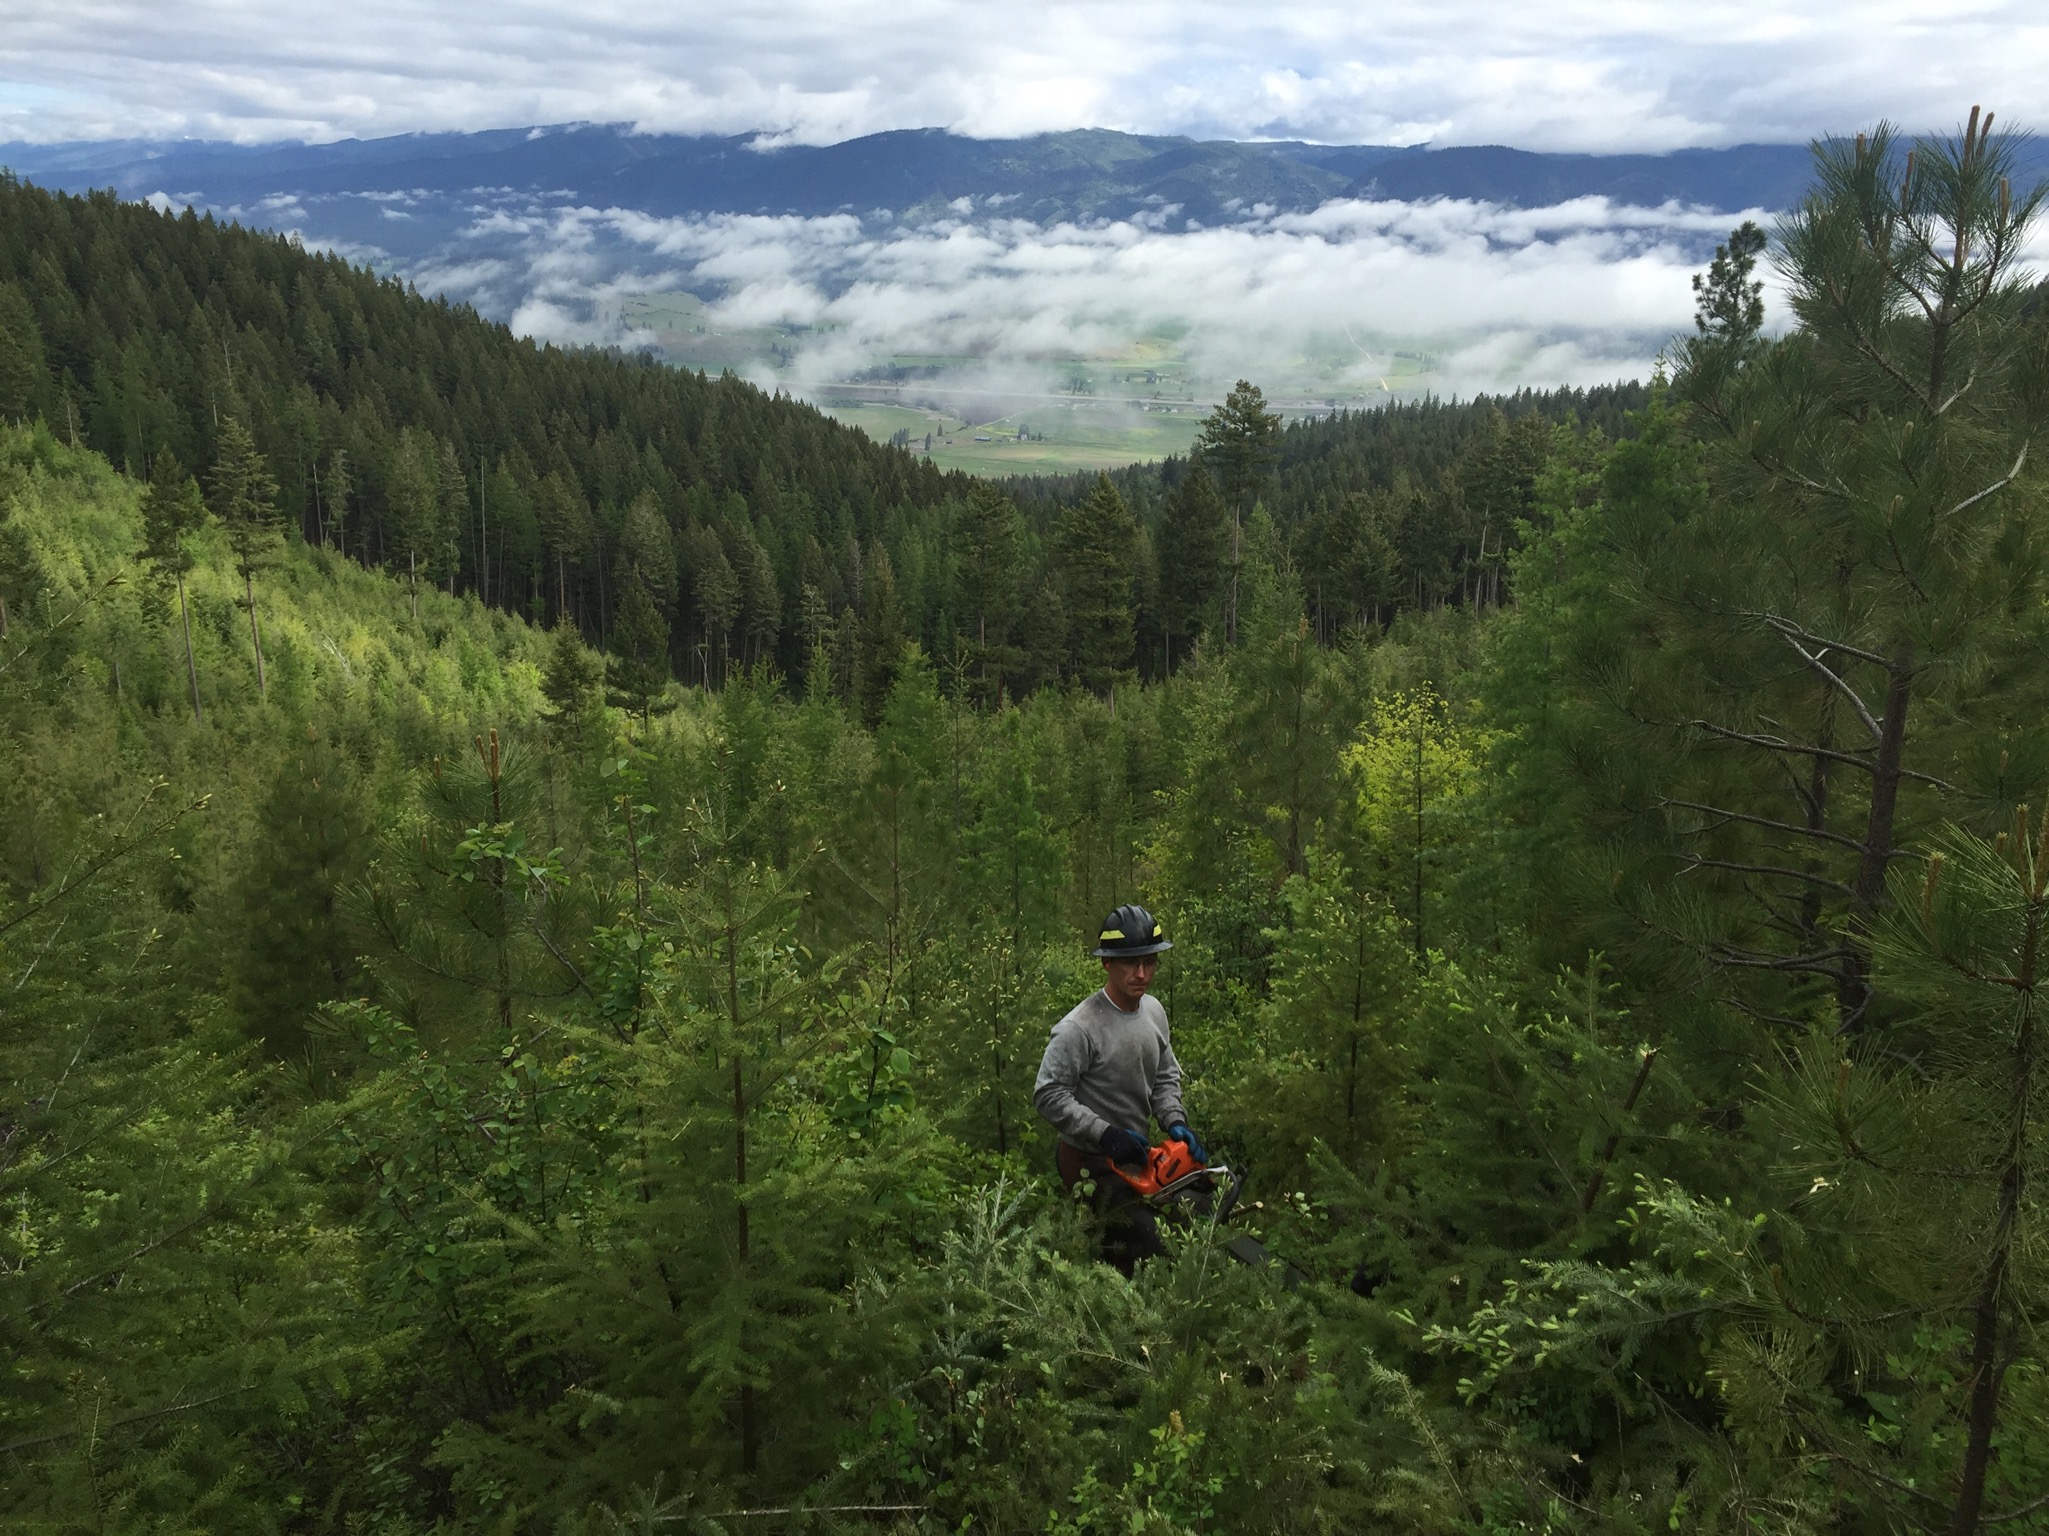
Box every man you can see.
[1033,903,1209,1272]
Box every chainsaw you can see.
[1109,1138,1242,1222]
[1109,1140,1300,1283]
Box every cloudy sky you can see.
[3,0,2043,151]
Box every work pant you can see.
[1056,1139,1165,1275]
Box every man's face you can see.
[1102,954,1159,1010]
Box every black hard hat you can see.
[1092,903,1172,958]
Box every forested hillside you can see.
[0,172,1639,700]
[8,116,2049,1536]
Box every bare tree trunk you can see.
[243,567,267,700]
[176,570,202,724]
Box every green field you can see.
[817,398,1207,474]
[619,290,1440,474]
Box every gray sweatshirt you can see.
[1033,989,1187,1152]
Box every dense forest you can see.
[6,113,2049,1535]
[0,168,1643,700]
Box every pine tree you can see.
[533,470,593,627]
[952,481,1025,704]
[207,414,281,699]
[855,542,907,724]
[1343,686,1485,957]
[322,445,352,555]
[945,709,1064,1154]
[1655,110,2049,1028]
[615,488,677,612]
[607,572,672,726]
[0,279,47,424]
[1225,511,1341,881]
[1196,380,1282,642]
[1053,473,1136,697]
[1225,863,1415,1176]
[1158,461,1229,665]
[1690,218,1768,347]
[353,730,581,1041]
[137,450,209,723]
[683,523,739,685]
[234,723,371,1055]
[387,426,447,619]
[541,618,603,739]
[435,437,468,595]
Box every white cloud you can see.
[1,1,2042,152]
[372,192,1791,399]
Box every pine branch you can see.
[0,790,209,940]
[0,1386,254,1456]
[1741,613,1897,672]
[1706,943,1857,973]
[1662,798,1874,854]
[1678,856,1857,896]
[1945,443,2030,521]
[1755,619,1887,743]
[1682,720,1890,777]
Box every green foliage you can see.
[1054,474,1137,695]
[8,114,2049,1535]
[606,572,672,724]
[234,721,373,1055]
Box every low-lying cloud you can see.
[396,193,1772,400]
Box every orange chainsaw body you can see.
[1110,1138,1208,1198]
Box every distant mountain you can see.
[3,124,1823,229]
[1351,144,1824,212]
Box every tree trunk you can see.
[1841,655,1913,1027]
[1950,895,2038,1536]
[176,570,202,724]
[1226,506,1242,645]
[1413,722,1427,957]
[726,920,758,1477]
[243,567,267,700]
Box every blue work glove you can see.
[1099,1126,1149,1168]
[1166,1123,1208,1164]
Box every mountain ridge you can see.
[3,124,1823,226]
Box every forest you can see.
[4,112,2049,1534]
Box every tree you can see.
[607,573,672,726]
[855,542,908,724]
[0,279,47,424]
[1053,473,1136,697]
[1443,819,2049,1534]
[1657,111,2049,1029]
[616,488,677,612]
[207,415,281,699]
[1690,218,1767,347]
[137,450,209,723]
[683,523,739,686]
[1227,511,1341,881]
[435,437,468,595]
[1196,379,1282,642]
[234,723,371,1056]
[952,481,1026,704]
[1344,686,1485,957]
[533,470,592,627]
[322,445,352,555]
[730,522,780,670]
[946,709,1063,1154]
[541,618,603,739]
[1157,461,1229,665]
[387,426,449,619]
